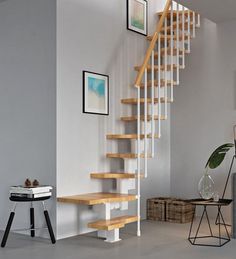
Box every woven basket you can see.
[166,199,195,223]
[147,197,173,221]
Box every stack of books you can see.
[10,186,53,199]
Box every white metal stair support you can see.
[95,203,121,243]
[117,159,136,210]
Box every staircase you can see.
[57,0,200,243]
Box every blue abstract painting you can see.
[88,77,105,97]
[83,71,109,115]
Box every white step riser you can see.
[117,158,136,211]
[95,203,121,243]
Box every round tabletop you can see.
[190,198,232,206]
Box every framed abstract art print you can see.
[127,0,147,36]
[83,71,109,115]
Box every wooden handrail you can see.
[134,0,172,87]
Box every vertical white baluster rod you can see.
[193,12,196,38]
[182,5,185,68]
[197,14,201,27]
[144,68,148,178]
[137,84,141,237]
[176,3,180,85]
[158,33,161,137]
[164,17,168,119]
[151,51,155,157]
[170,1,174,102]
[187,9,190,52]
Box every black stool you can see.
[1,196,56,247]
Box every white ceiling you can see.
[176,0,236,23]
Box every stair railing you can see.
[135,0,198,237]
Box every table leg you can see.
[219,208,231,240]
[205,208,213,237]
[218,206,221,246]
[188,206,196,240]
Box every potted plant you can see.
[198,143,234,200]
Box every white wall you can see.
[57,0,170,239]
[0,0,56,236]
[171,18,236,219]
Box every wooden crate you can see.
[166,199,195,223]
[147,197,172,221]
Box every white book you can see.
[10,186,53,194]
[33,192,52,198]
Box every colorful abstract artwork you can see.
[127,0,147,36]
[83,71,109,115]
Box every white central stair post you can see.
[95,203,121,243]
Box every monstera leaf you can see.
[205,143,234,169]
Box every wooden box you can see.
[166,199,194,223]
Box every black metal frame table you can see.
[188,199,232,247]
[1,196,56,248]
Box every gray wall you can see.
[0,0,56,236]
[57,0,170,239]
[171,18,236,219]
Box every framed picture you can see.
[83,71,109,115]
[127,0,148,36]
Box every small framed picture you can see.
[127,0,148,36]
[83,71,109,115]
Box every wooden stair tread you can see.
[107,134,160,139]
[139,79,177,88]
[155,47,190,57]
[121,115,166,122]
[106,153,152,159]
[88,215,138,231]
[157,10,194,18]
[161,21,194,33]
[90,172,143,179]
[57,192,137,205]
[147,33,192,41]
[121,98,172,105]
[134,64,184,72]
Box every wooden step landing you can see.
[107,134,159,140]
[139,79,177,88]
[88,215,138,231]
[106,153,152,159]
[147,33,192,42]
[90,172,140,179]
[121,97,172,105]
[161,21,194,33]
[57,192,137,205]
[121,115,166,122]
[134,64,183,72]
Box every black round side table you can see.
[188,198,232,247]
[1,196,56,248]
